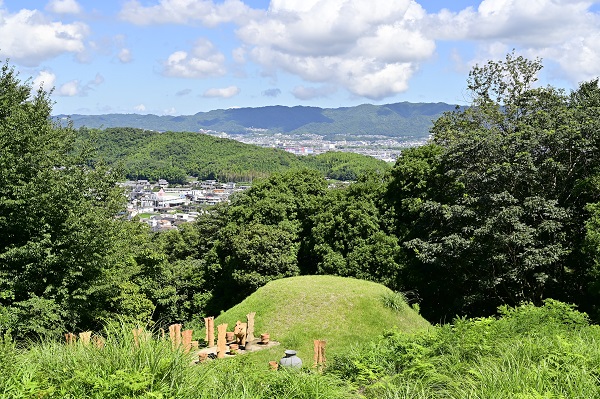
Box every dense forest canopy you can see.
[76,127,389,183]
[2,52,600,340]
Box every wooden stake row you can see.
[64,332,104,348]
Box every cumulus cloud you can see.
[56,73,104,97]
[33,70,57,92]
[262,88,281,97]
[427,0,600,83]
[117,0,600,99]
[163,38,226,78]
[46,0,82,14]
[237,0,434,99]
[58,80,81,96]
[202,86,240,98]
[134,104,146,112]
[0,6,89,66]
[119,0,261,26]
[292,85,336,100]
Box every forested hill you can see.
[58,101,459,139]
[78,127,389,182]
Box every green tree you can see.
[311,173,402,289]
[0,62,130,336]
[390,53,600,320]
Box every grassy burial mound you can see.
[208,275,430,361]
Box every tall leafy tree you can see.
[311,172,402,289]
[0,62,129,336]
[390,53,600,321]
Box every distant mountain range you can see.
[56,101,460,140]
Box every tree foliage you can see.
[390,52,600,321]
[0,62,133,335]
[77,127,388,183]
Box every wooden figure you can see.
[182,329,193,353]
[313,339,327,370]
[65,333,76,345]
[79,331,92,345]
[93,335,105,349]
[246,312,256,342]
[216,323,228,359]
[234,321,247,347]
[169,323,182,350]
[204,316,215,347]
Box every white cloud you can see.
[163,107,176,115]
[55,73,103,97]
[116,0,600,100]
[134,104,146,112]
[427,0,600,83]
[58,80,81,96]
[32,70,57,92]
[0,6,89,66]
[162,38,226,78]
[119,0,261,26]
[236,0,434,99]
[118,48,132,63]
[202,86,240,98]
[46,0,82,14]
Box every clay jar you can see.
[260,333,270,344]
[226,332,235,343]
[229,343,239,354]
[279,350,302,368]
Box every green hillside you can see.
[59,101,459,139]
[78,127,389,182]
[207,275,430,360]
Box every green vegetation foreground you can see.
[4,52,600,397]
[1,300,599,398]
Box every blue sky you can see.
[1,0,599,115]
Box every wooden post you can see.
[216,323,228,359]
[65,333,76,345]
[93,335,105,349]
[246,312,256,342]
[313,339,326,370]
[169,324,182,350]
[204,316,215,347]
[79,331,92,345]
[132,328,143,347]
[182,329,193,353]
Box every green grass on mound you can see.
[205,275,430,362]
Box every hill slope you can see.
[209,275,430,359]
[78,127,389,182]
[59,101,459,139]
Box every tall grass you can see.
[0,322,351,398]
[3,298,600,398]
[327,300,600,399]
